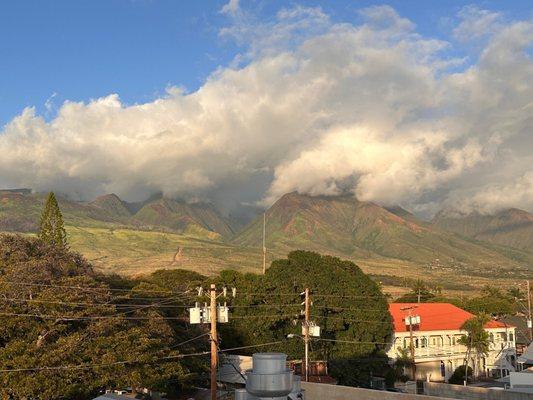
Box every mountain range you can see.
[235,192,533,267]
[1,188,532,281]
[0,190,234,239]
[433,208,533,252]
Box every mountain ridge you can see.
[433,208,533,252]
[233,191,533,269]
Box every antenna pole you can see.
[262,212,266,275]
[527,280,533,341]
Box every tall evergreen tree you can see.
[39,192,67,248]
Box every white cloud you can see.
[453,5,503,42]
[0,5,531,215]
[220,0,240,16]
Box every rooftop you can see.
[389,303,513,333]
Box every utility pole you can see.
[408,312,416,380]
[262,212,266,275]
[210,284,218,400]
[303,288,310,382]
[189,285,232,400]
[401,305,419,381]
[527,279,533,342]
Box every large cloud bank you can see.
[0,4,532,216]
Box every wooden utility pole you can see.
[527,280,533,341]
[210,284,218,400]
[262,212,266,275]
[408,313,416,380]
[401,305,418,381]
[303,288,310,382]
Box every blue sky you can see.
[0,1,531,214]
[1,0,531,126]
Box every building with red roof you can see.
[387,303,516,382]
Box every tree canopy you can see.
[216,250,393,386]
[38,192,67,248]
[0,234,207,399]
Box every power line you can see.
[0,311,190,321]
[237,292,404,298]
[0,351,211,373]
[0,296,192,309]
[230,314,301,320]
[0,280,194,296]
[314,338,391,346]
[311,315,391,324]
[218,341,286,353]
[168,332,211,350]
[0,340,288,374]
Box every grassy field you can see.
[66,226,279,277]
[63,226,526,297]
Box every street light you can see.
[287,334,301,339]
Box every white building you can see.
[388,303,516,381]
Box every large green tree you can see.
[0,234,204,399]
[39,192,67,248]
[217,250,393,387]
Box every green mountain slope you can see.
[433,208,533,252]
[90,194,132,218]
[0,190,126,232]
[0,191,234,239]
[132,198,234,238]
[234,192,533,268]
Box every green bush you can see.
[448,365,473,384]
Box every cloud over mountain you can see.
[0,4,531,216]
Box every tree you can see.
[0,234,202,399]
[396,279,435,303]
[457,313,490,382]
[39,192,67,248]
[448,365,473,385]
[217,250,393,387]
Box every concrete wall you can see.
[301,382,448,400]
[424,382,533,400]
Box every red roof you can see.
[389,303,512,333]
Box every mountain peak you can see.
[90,193,131,217]
[433,207,533,251]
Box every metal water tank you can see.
[246,353,293,399]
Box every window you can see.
[510,333,514,342]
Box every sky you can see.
[0,0,532,217]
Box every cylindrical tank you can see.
[246,353,293,398]
[235,388,253,400]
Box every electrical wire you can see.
[0,340,287,373]
[168,332,211,350]
[0,297,192,308]
[0,351,211,373]
[218,341,286,353]
[237,292,405,298]
[0,280,195,296]
[314,338,391,346]
[311,315,391,324]
[0,311,189,321]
